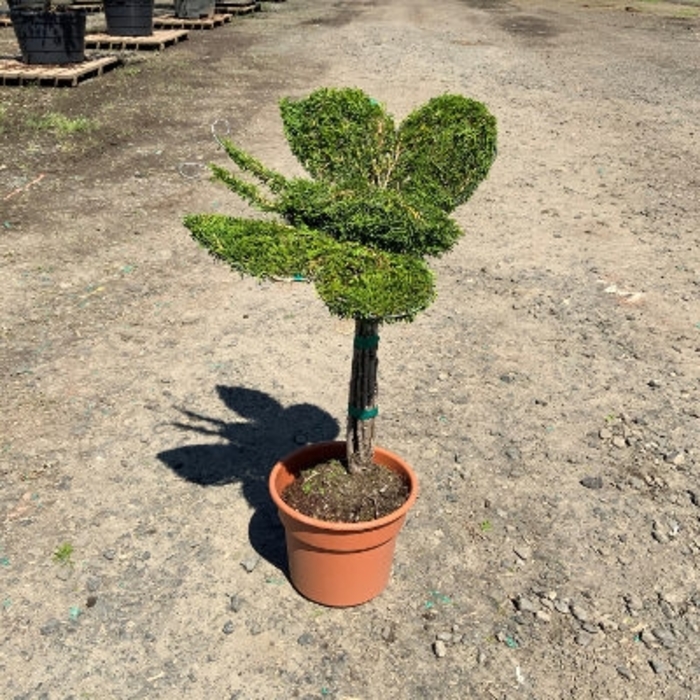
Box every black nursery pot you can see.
[10,9,86,65]
[104,0,154,37]
[173,0,215,19]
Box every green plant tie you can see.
[353,334,380,350]
[348,405,379,421]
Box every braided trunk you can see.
[346,318,380,474]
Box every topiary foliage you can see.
[184,87,497,322]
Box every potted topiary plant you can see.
[184,87,497,606]
[8,0,86,65]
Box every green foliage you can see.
[185,87,497,322]
[280,88,398,189]
[391,94,497,212]
[28,112,97,136]
[185,213,435,321]
[52,542,74,566]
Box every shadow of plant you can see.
[157,385,340,571]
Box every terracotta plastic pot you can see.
[269,441,418,607]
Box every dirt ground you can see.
[1,0,699,697]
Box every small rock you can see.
[380,624,396,643]
[436,632,453,642]
[229,594,243,613]
[666,451,686,467]
[40,618,61,636]
[515,596,538,614]
[616,665,634,680]
[625,593,644,612]
[580,476,603,490]
[86,577,101,593]
[103,549,116,561]
[86,595,98,609]
[651,627,675,648]
[647,379,662,389]
[222,621,235,635]
[513,545,532,561]
[570,603,590,623]
[649,658,667,674]
[297,632,314,646]
[640,628,657,647]
[433,639,447,658]
[240,554,260,573]
[56,567,72,582]
[554,600,570,614]
[505,447,521,461]
[599,427,613,440]
[575,631,594,647]
[612,436,627,449]
[535,610,552,623]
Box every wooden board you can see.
[66,3,104,12]
[214,0,259,15]
[153,13,232,29]
[85,28,189,50]
[0,54,120,87]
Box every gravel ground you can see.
[1,0,699,698]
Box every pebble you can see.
[229,594,244,613]
[580,476,603,490]
[535,610,552,623]
[380,624,396,643]
[649,658,667,674]
[103,549,116,561]
[222,621,235,635]
[575,631,594,647]
[625,593,644,613]
[516,596,539,614]
[640,628,657,647]
[86,577,101,592]
[297,632,314,646]
[612,436,627,449]
[599,427,613,440]
[666,451,686,467]
[554,600,570,614]
[40,618,61,636]
[240,554,260,573]
[570,603,590,623]
[513,545,532,561]
[56,567,72,581]
[616,665,634,681]
[433,640,447,658]
[651,627,676,648]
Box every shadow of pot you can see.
[269,440,419,607]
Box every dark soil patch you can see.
[282,458,410,523]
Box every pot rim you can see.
[269,440,419,533]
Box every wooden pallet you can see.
[69,3,104,12]
[0,54,120,87]
[214,0,259,15]
[153,12,231,29]
[85,28,188,50]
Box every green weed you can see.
[53,542,74,566]
[28,112,98,136]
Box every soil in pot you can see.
[281,458,410,523]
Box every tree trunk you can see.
[346,318,380,474]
